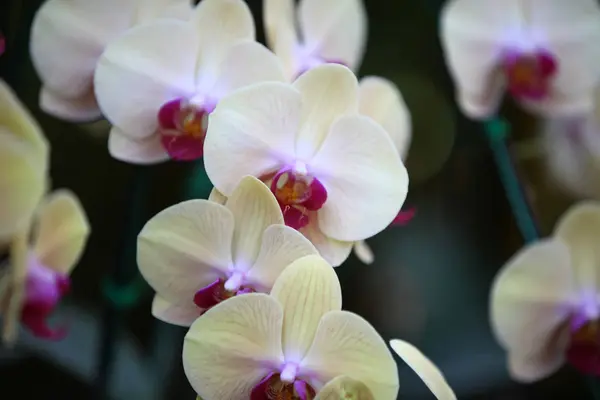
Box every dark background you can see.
[0,0,592,398]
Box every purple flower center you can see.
[157,98,213,161]
[502,49,557,101]
[269,168,327,230]
[21,261,71,339]
[251,372,316,400]
[566,319,600,375]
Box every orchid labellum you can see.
[137,176,318,326]
[491,202,600,381]
[441,0,600,120]
[204,64,408,266]
[30,0,193,122]
[0,190,90,343]
[182,254,399,400]
[263,0,367,81]
[93,0,285,165]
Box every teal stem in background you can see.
[484,118,539,243]
[183,159,214,200]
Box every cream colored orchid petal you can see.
[208,188,227,205]
[108,127,169,165]
[134,0,193,22]
[204,82,300,195]
[32,190,90,275]
[298,0,367,71]
[225,176,283,270]
[358,76,411,159]
[301,311,399,400]
[389,339,456,400]
[193,0,255,84]
[270,254,341,362]
[315,376,375,400]
[151,294,201,327]
[0,135,47,241]
[137,200,234,307]
[0,80,49,161]
[39,88,102,122]
[490,239,575,381]
[183,293,284,399]
[263,0,298,80]
[94,20,197,139]
[507,334,571,383]
[554,201,600,292]
[311,114,408,242]
[353,240,374,265]
[293,64,358,160]
[210,41,285,99]
[246,225,318,291]
[300,218,353,267]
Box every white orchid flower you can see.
[137,176,318,327]
[203,64,408,267]
[30,0,193,122]
[491,202,600,382]
[263,0,367,81]
[1,190,90,344]
[0,80,49,243]
[441,0,600,120]
[182,254,399,400]
[352,76,414,264]
[390,339,457,400]
[93,0,285,165]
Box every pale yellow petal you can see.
[315,376,375,400]
[33,190,90,275]
[225,176,284,269]
[183,293,284,399]
[389,339,456,400]
[270,254,341,361]
[263,0,298,79]
[301,311,399,400]
[207,188,227,205]
[352,240,374,265]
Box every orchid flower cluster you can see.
[0,81,91,343]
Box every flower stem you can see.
[484,118,540,243]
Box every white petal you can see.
[209,41,285,99]
[554,201,600,291]
[311,115,408,241]
[300,217,353,267]
[315,376,375,400]
[507,334,571,384]
[298,0,367,71]
[246,225,318,291]
[204,82,301,195]
[94,20,197,139]
[293,64,358,160]
[440,0,507,119]
[151,294,201,327]
[137,200,234,307]
[389,339,456,400]
[225,176,283,269]
[134,0,193,22]
[108,127,169,165]
[32,190,90,275]
[39,88,102,122]
[270,255,341,362]
[192,0,255,83]
[358,76,411,159]
[352,240,374,265]
[263,0,299,80]
[490,239,575,382]
[301,311,399,400]
[183,293,284,399]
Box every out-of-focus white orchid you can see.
[137,176,318,327]
[352,76,414,264]
[0,80,49,243]
[263,0,367,81]
[390,339,457,400]
[491,202,600,382]
[1,190,90,343]
[441,0,600,120]
[183,254,399,399]
[94,0,285,165]
[204,64,408,267]
[30,0,193,122]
